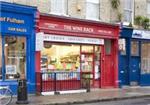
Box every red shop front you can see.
[36,13,119,93]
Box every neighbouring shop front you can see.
[36,14,119,93]
[119,27,133,86]
[119,28,150,87]
[131,29,150,86]
[0,2,37,94]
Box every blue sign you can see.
[0,12,32,35]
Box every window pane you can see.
[141,42,150,74]
[131,41,139,56]
[124,0,133,22]
[124,0,133,10]
[119,38,126,55]
[105,40,111,55]
[147,2,150,14]
[5,36,26,79]
[41,43,80,72]
[0,36,2,79]
[51,0,67,15]
[87,0,99,3]
[94,46,101,79]
[81,45,93,53]
[86,2,99,20]
[124,11,132,22]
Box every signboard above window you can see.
[43,34,104,45]
[132,30,150,39]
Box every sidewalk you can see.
[12,86,150,105]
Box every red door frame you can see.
[80,45,103,88]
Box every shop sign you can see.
[132,30,150,39]
[43,34,104,45]
[0,12,32,35]
[36,32,44,51]
[6,65,17,74]
[40,21,115,36]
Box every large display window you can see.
[41,42,101,84]
[141,42,150,74]
[0,36,2,80]
[41,42,80,72]
[4,36,26,80]
[41,42,101,74]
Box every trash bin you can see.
[16,79,28,104]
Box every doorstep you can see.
[41,89,87,96]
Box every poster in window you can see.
[119,39,126,51]
[6,65,17,74]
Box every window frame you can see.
[123,0,134,23]
[50,0,68,16]
[147,1,150,15]
[141,41,150,74]
[0,36,27,80]
[105,40,112,55]
[119,38,126,55]
[131,40,139,56]
[0,36,2,80]
[86,0,100,21]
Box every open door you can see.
[80,45,101,88]
[81,53,94,87]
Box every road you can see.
[74,97,150,105]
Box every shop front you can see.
[119,28,150,87]
[132,29,150,86]
[0,2,37,93]
[119,27,133,87]
[36,14,119,92]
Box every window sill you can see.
[85,18,101,21]
[49,12,69,17]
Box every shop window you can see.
[131,41,139,56]
[119,38,126,55]
[41,43,80,72]
[105,40,111,55]
[0,36,2,79]
[81,54,93,72]
[81,45,93,53]
[50,0,67,15]
[94,46,101,79]
[4,36,26,80]
[141,42,150,74]
[86,0,100,20]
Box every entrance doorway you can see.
[103,40,114,87]
[80,45,101,88]
[130,41,140,86]
[81,53,94,87]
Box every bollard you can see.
[86,78,90,92]
[81,72,91,92]
[16,79,28,104]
